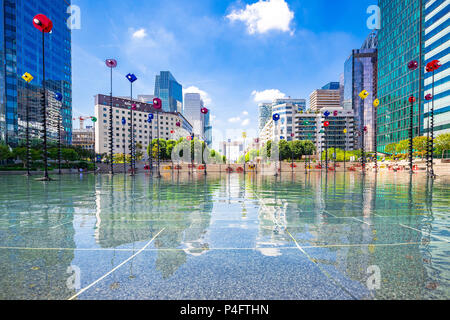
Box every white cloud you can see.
[251,89,287,103]
[242,111,249,116]
[228,117,241,123]
[132,28,147,39]
[226,0,294,35]
[241,119,250,126]
[184,86,212,106]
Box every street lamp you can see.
[33,14,53,181]
[105,59,117,175]
[54,92,63,175]
[273,113,280,177]
[126,73,138,176]
[425,59,442,178]
[152,97,162,178]
[147,114,154,175]
[407,60,418,174]
[21,72,34,176]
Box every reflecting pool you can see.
[0,172,448,300]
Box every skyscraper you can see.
[184,93,204,137]
[203,111,212,148]
[343,32,378,151]
[377,0,423,152]
[309,83,341,111]
[258,103,272,132]
[154,71,183,113]
[0,0,72,145]
[423,0,449,136]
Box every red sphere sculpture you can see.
[407,60,418,71]
[425,94,433,101]
[324,121,330,128]
[33,14,53,33]
[409,96,416,103]
[105,59,117,68]
[201,107,209,115]
[176,122,181,127]
[153,98,162,110]
[426,60,441,72]
[131,104,137,111]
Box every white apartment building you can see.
[94,94,193,156]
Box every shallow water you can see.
[0,172,448,300]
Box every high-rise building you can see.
[0,0,72,146]
[309,84,341,111]
[377,0,423,152]
[423,0,449,136]
[203,111,212,148]
[154,71,183,113]
[273,98,306,112]
[343,32,378,151]
[258,103,272,132]
[272,103,296,141]
[321,82,341,90]
[184,93,204,137]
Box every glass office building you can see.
[343,32,378,151]
[154,71,183,113]
[423,0,450,136]
[203,111,212,148]
[258,103,272,132]
[0,0,72,146]
[377,0,423,152]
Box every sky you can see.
[71,0,377,149]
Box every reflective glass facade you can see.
[154,71,183,113]
[343,32,378,151]
[0,0,72,145]
[258,103,272,132]
[423,0,450,135]
[377,0,423,152]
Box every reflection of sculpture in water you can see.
[0,179,77,299]
[94,175,216,279]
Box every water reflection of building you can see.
[252,173,433,299]
[0,182,76,299]
[94,175,216,279]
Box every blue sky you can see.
[71,0,376,146]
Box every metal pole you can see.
[58,112,62,175]
[409,96,414,173]
[130,83,135,176]
[157,112,161,178]
[374,106,378,172]
[93,121,96,174]
[325,126,328,172]
[41,31,49,180]
[149,120,153,175]
[430,71,436,178]
[26,83,31,176]
[109,67,114,175]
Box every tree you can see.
[385,143,397,156]
[413,136,430,159]
[396,140,409,155]
[61,148,79,164]
[435,133,450,159]
[0,144,12,162]
[13,147,28,167]
[289,141,304,160]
